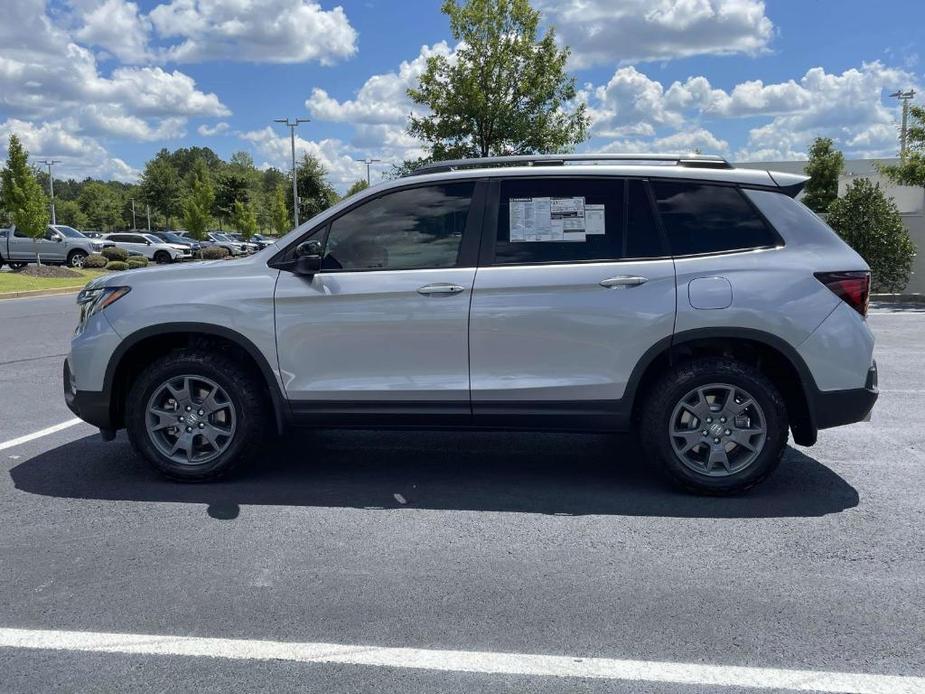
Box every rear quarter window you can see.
[652,180,778,256]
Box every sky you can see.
[0,0,923,192]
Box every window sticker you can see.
[510,196,595,242]
[585,204,605,235]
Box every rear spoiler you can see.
[767,171,809,198]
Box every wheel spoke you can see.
[149,408,177,431]
[707,445,731,472]
[730,397,754,416]
[729,429,761,452]
[200,384,223,414]
[672,430,702,454]
[166,377,191,404]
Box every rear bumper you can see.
[810,362,878,430]
[64,359,115,430]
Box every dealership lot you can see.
[0,294,923,693]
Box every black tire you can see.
[67,250,88,268]
[154,251,171,264]
[639,358,788,495]
[9,262,27,270]
[125,349,269,481]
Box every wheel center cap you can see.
[709,423,724,437]
[186,411,200,425]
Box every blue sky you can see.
[1,0,923,191]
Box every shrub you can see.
[106,261,129,271]
[126,257,148,269]
[101,246,128,262]
[826,178,917,293]
[200,245,230,260]
[83,253,108,268]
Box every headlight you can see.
[91,242,103,250]
[76,286,131,331]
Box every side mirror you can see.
[293,240,323,275]
[146,240,152,246]
[54,235,63,242]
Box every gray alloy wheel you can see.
[668,382,767,477]
[68,251,87,268]
[145,374,237,466]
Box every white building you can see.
[738,159,925,294]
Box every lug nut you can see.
[706,417,713,423]
[713,438,721,444]
[725,429,731,436]
[198,422,205,429]
[185,405,192,412]
[186,426,192,433]
[197,409,204,416]
[178,415,185,422]
[701,430,708,436]
[720,416,726,423]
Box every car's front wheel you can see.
[125,350,268,481]
[639,358,788,495]
[67,250,88,268]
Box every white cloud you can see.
[238,126,368,191]
[0,118,140,181]
[600,128,730,155]
[585,61,918,161]
[540,0,774,67]
[149,0,357,64]
[197,122,230,137]
[71,0,151,63]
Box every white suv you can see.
[102,232,190,263]
[64,154,877,494]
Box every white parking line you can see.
[0,418,84,451]
[0,628,922,693]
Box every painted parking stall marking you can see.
[0,628,923,693]
[0,418,84,451]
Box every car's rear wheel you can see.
[125,350,268,481]
[154,251,172,264]
[639,358,788,495]
[67,250,88,268]
[8,262,27,270]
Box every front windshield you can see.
[144,234,162,244]
[53,225,86,238]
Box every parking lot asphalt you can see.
[0,294,923,693]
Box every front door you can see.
[469,176,677,429]
[274,180,484,420]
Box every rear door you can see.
[8,226,61,261]
[469,176,676,429]
[274,180,485,418]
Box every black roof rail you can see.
[405,153,733,176]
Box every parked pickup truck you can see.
[0,224,113,268]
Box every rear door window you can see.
[651,180,777,256]
[492,177,663,265]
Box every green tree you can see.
[286,153,337,222]
[270,185,291,235]
[140,149,182,228]
[78,181,123,231]
[826,178,916,293]
[802,137,844,213]
[231,199,258,240]
[344,179,369,198]
[214,170,250,229]
[1,134,49,261]
[182,159,215,241]
[407,0,588,159]
[880,104,925,187]
[55,198,90,229]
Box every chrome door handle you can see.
[417,283,465,295]
[600,275,648,288]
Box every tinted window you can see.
[13,228,29,238]
[322,182,473,271]
[493,178,662,265]
[109,234,129,242]
[652,181,776,256]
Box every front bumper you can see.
[64,358,115,430]
[811,362,879,430]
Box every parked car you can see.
[250,234,274,250]
[65,153,878,494]
[102,232,190,263]
[206,232,246,256]
[0,224,113,268]
[150,231,202,255]
[224,233,260,253]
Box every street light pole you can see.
[130,198,137,230]
[38,159,61,225]
[890,89,916,159]
[146,205,151,232]
[274,118,310,227]
[354,157,382,185]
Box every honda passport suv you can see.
[64,154,877,494]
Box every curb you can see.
[0,286,84,300]
[871,293,925,305]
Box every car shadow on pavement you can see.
[10,429,859,520]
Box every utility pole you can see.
[890,89,916,159]
[355,157,382,185]
[146,205,151,232]
[274,118,310,226]
[130,198,137,230]
[38,159,61,225]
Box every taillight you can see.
[815,271,870,317]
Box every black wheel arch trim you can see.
[102,322,286,435]
[623,326,823,445]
